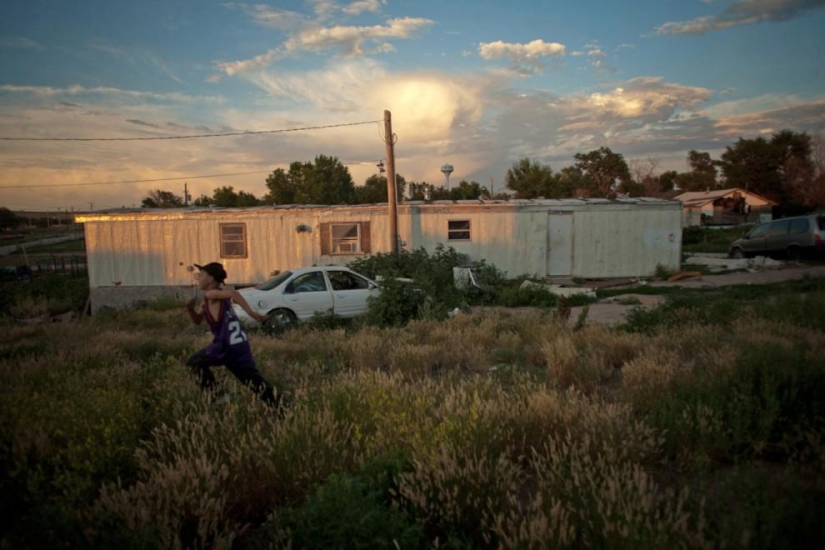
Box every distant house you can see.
[75,198,682,312]
[674,188,775,227]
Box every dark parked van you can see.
[729,213,825,259]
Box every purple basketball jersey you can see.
[203,298,255,367]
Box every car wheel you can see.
[730,247,745,259]
[787,246,801,261]
[265,308,297,330]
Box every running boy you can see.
[186,262,279,408]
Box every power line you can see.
[0,120,381,141]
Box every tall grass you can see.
[1,280,823,548]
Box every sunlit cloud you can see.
[224,3,306,30]
[215,48,285,76]
[653,0,825,36]
[565,77,711,124]
[342,0,386,15]
[478,39,565,75]
[284,17,434,56]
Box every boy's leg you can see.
[186,349,223,392]
[226,362,279,408]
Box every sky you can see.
[1,0,824,211]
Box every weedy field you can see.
[1,273,824,549]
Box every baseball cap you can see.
[194,262,227,283]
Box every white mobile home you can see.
[76,198,682,311]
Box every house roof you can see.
[673,188,776,208]
[75,197,681,222]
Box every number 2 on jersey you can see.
[228,320,248,345]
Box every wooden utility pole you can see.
[384,110,399,253]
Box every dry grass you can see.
[1,295,824,548]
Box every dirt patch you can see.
[468,293,667,328]
[650,264,825,289]
[570,294,667,327]
[469,266,825,328]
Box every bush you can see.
[261,459,422,549]
[0,273,88,317]
[495,284,558,308]
[682,225,750,253]
[351,245,505,319]
[364,277,431,327]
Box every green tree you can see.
[448,180,489,200]
[772,129,815,204]
[684,150,718,191]
[718,130,814,204]
[263,165,299,205]
[0,206,19,230]
[263,155,355,205]
[557,166,585,197]
[354,174,407,204]
[209,186,261,207]
[658,170,678,193]
[505,158,556,198]
[193,194,214,207]
[141,189,184,208]
[573,147,632,198]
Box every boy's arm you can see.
[186,297,204,324]
[205,289,267,323]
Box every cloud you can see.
[215,48,285,76]
[566,77,712,124]
[284,17,434,56]
[712,98,825,136]
[570,43,613,72]
[0,36,44,50]
[341,0,386,15]
[89,43,185,84]
[309,0,385,18]
[0,84,223,104]
[478,39,565,74]
[126,119,161,128]
[216,14,432,75]
[224,3,306,30]
[146,53,184,84]
[653,0,825,36]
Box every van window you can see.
[818,216,825,231]
[749,224,769,238]
[789,218,809,235]
[767,220,790,237]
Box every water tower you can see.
[440,163,454,190]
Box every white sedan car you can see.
[233,266,380,327]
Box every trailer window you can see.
[448,220,471,241]
[220,223,247,258]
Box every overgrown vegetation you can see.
[682,225,749,253]
[351,245,590,326]
[1,276,823,548]
[0,272,88,317]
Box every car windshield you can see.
[255,271,293,291]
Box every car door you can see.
[281,270,334,320]
[766,219,791,254]
[326,269,378,317]
[741,223,768,254]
